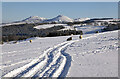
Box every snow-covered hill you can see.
[94,18,120,22]
[1,30,118,77]
[43,15,73,23]
[73,25,105,34]
[1,16,119,27]
[1,15,73,26]
[34,24,66,29]
[1,16,46,26]
[34,24,75,31]
[74,18,90,22]
[22,16,46,23]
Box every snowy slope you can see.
[34,24,67,29]
[22,16,46,23]
[1,15,73,27]
[1,16,46,26]
[1,30,118,77]
[74,18,90,22]
[43,15,73,23]
[73,25,105,34]
[34,24,75,30]
[94,19,120,22]
[66,31,118,77]
[1,36,71,77]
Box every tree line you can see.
[1,23,83,43]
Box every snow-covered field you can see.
[1,29,118,77]
[34,24,67,29]
[34,24,75,31]
[34,24,105,33]
[73,25,105,34]
[66,31,118,77]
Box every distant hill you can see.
[21,16,46,23]
[43,15,73,23]
[1,15,119,27]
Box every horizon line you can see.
[2,15,118,23]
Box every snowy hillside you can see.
[34,24,75,31]
[1,15,73,26]
[1,30,118,77]
[22,16,46,23]
[73,25,105,34]
[34,24,66,29]
[74,18,90,22]
[94,18,120,22]
[66,31,118,77]
[1,16,46,26]
[43,15,73,23]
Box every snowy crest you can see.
[43,15,73,23]
[22,16,46,23]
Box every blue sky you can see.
[2,2,118,23]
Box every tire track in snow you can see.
[3,40,76,77]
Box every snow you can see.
[74,18,90,22]
[1,15,73,26]
[1,36,70,77]
[1,16,119,27]
[66,31,118,77]
[73,25,105,34]
[2,36,76,77]
[34,24,75,31]
[1,27,118,77]
[34,24,67,29]
[22,16,46,23]
[59,25,75,31]
[93,19,120,25]
[95,19,120,22]
[1,16,46,26]
[43,15,73,23]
